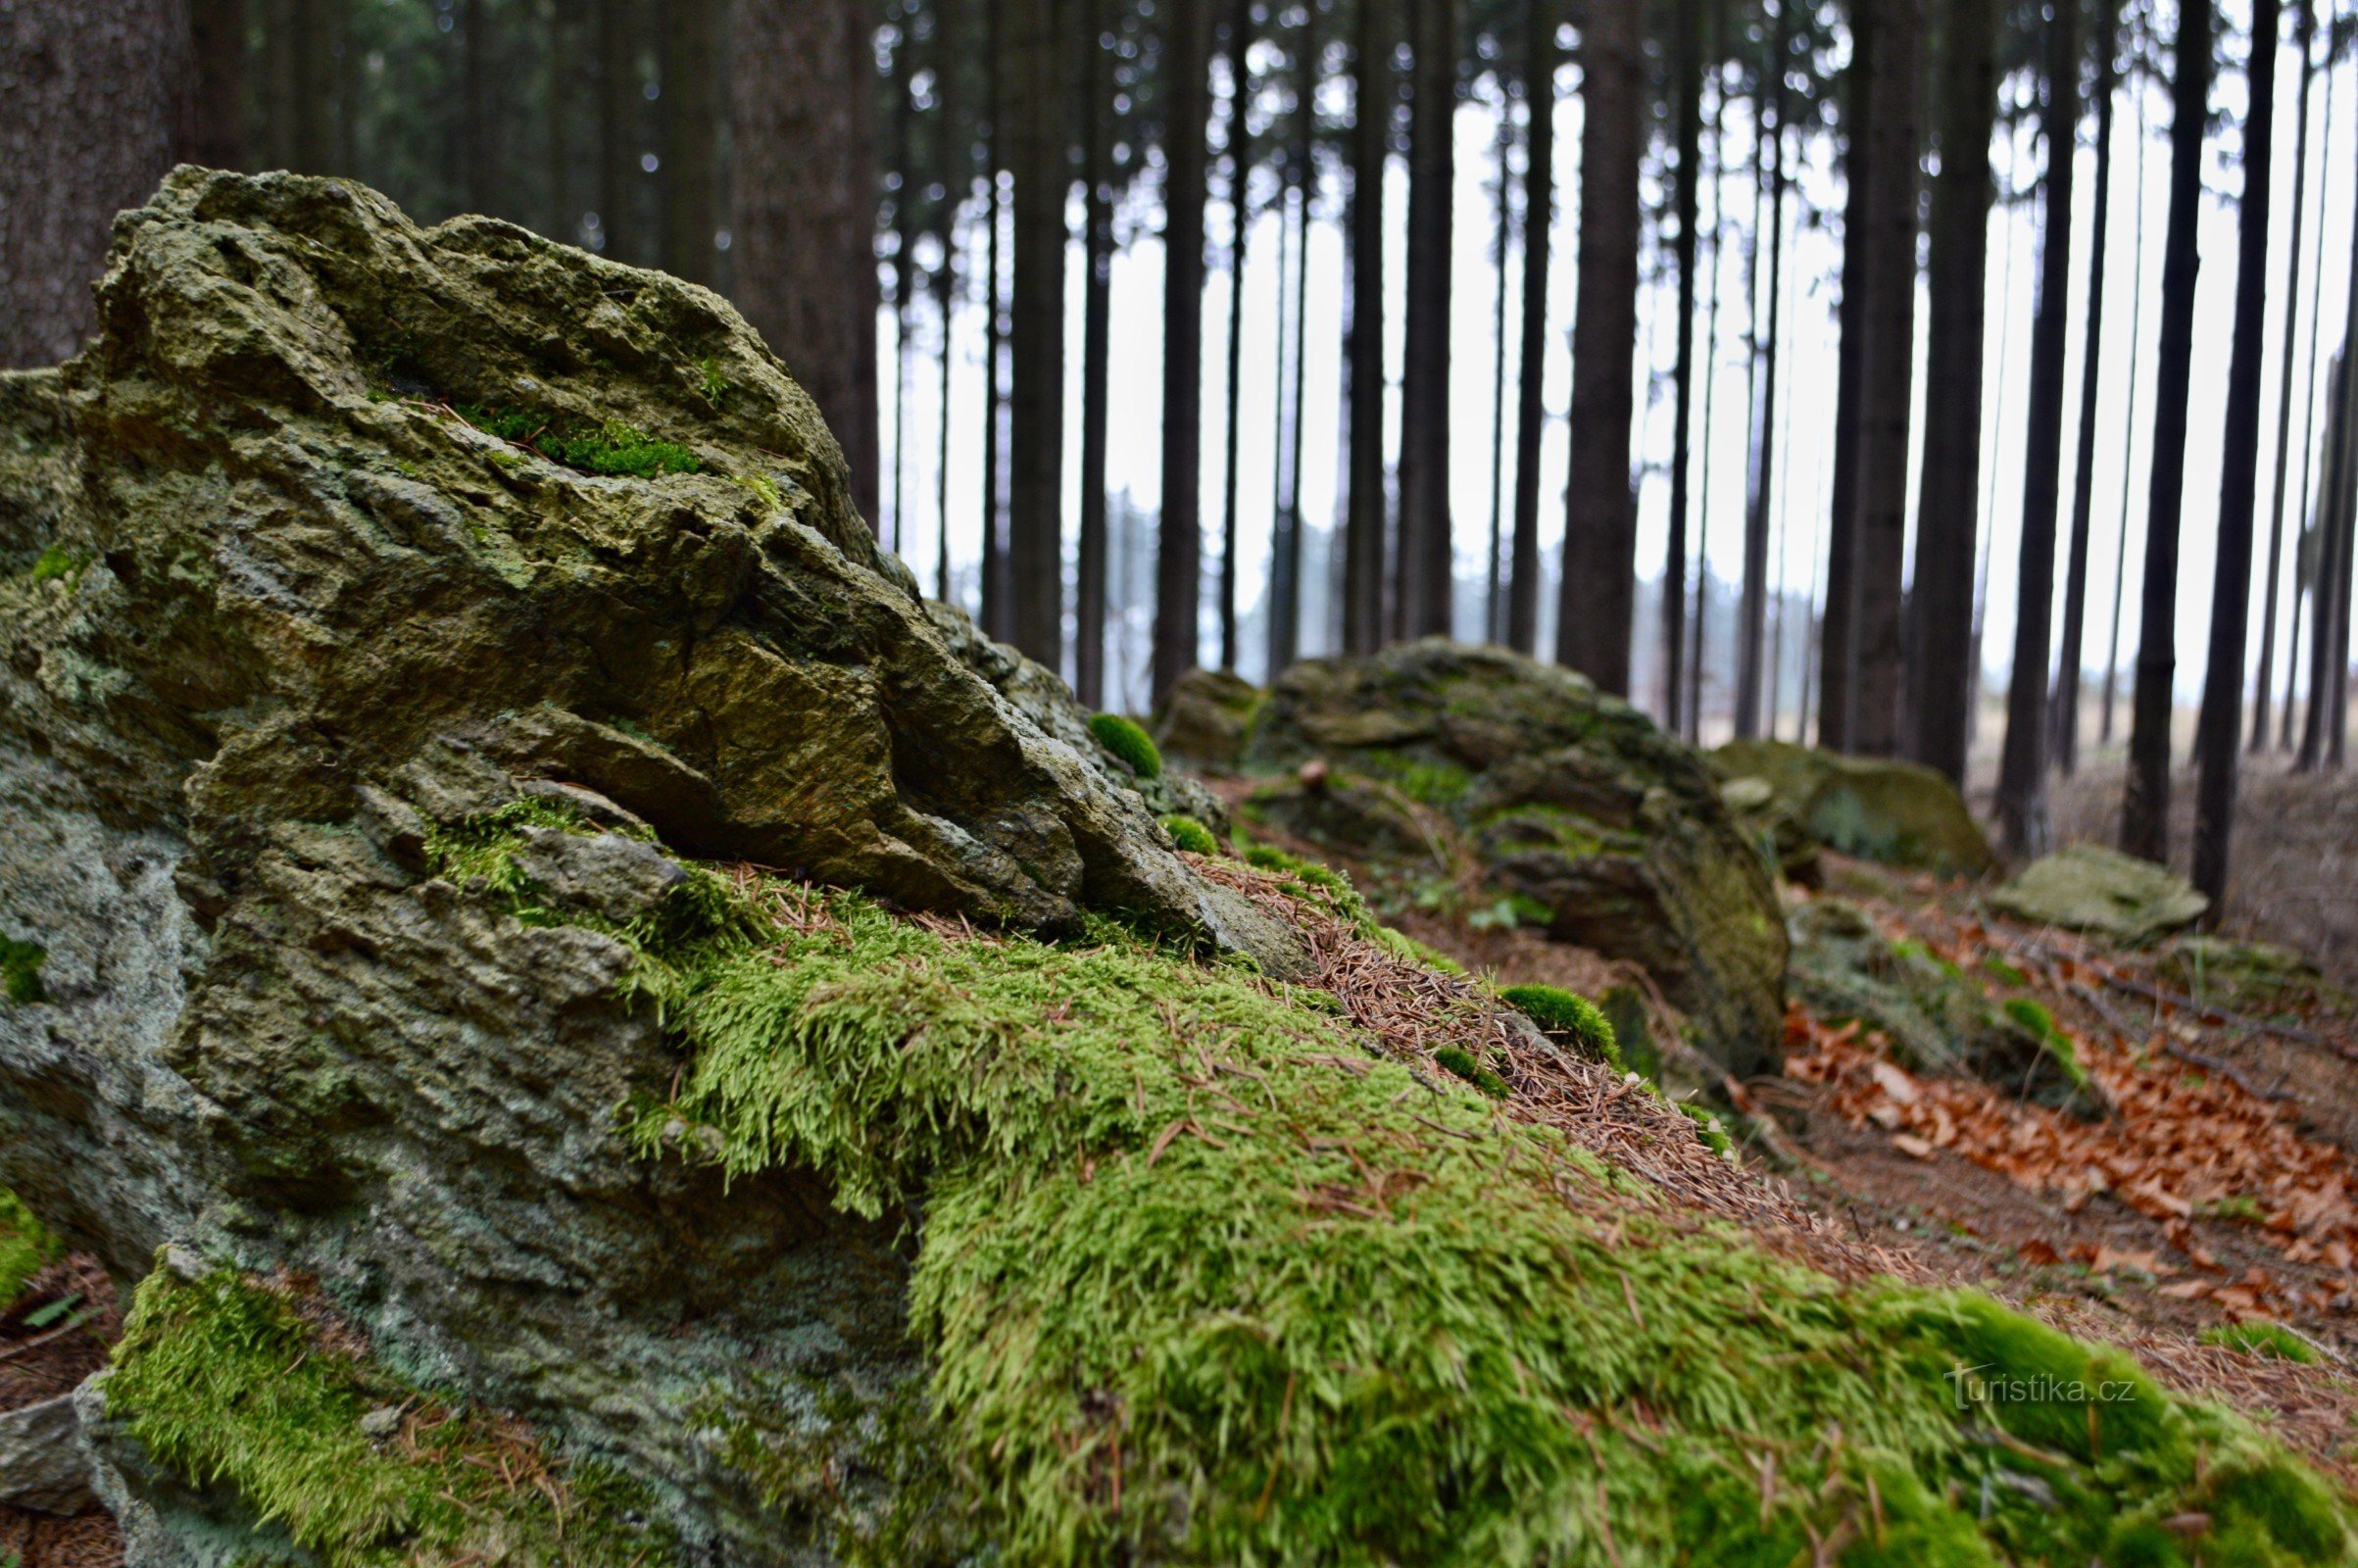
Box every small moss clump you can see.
[27,544,86,587]
[1432,1046,1509,1099]
[0,935,45,1005]
[457,406,701,478]
[1499,983,1623,1069]
[2202,1321,2320,1364]
[1160,814,1218,856]
[1677,1100,1733,1155]
[0,1190,61,1308]
[1087,712,1161,779]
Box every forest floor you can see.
[0,1260,122,1568]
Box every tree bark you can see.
[290,0,334,174]
[2122,0,2213,861]
[0,0,190,368]
[1007,0,1072,668]
[2284,51,2337,750]
[1995,0,2079,858]
[1343,0,1391,654]
[1270,15,1314,675]
[2191,0,2281,906]
[598,0,640,261]
[1904,0,1995,781]
[662,0,721,287]
[1508,0,1557,657]
[2102,83,2150,749]
[981,0,1008,635]
[729,0,881,525]
[934,0,962,606]
[2300,350,2355,768]
[2252,0,2317,751]
[1219,0,1253,671]
[2051,0,2121,776]
[1817,5,1875,753]
[1486,106,1515,646]
[1663,0,1702,730]
[1397,0,1458,640]
[1735,0,1792,741]
[1688,53,1729,741]
[1556,0,1644,691]
[189,0,246,171]
[1155,0,1213,704]
[462,0,497,213]
[1078,3,1113,707]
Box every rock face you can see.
[1986,844,2210,946]
[1714,739,1998,879]
[1240,642,1788,1075]
[1150,667,1262,772]
[0,170,1290,1561]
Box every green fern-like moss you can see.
[1499,983,1623,1069]
[1086,712,1162,779]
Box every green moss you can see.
[1356,749,1473,806]
[26,544,86,586]
[1499,983,1624,1070]
[1159,814,1218,856]
[1432,1046,1509,1098]
[2201,1321,2320,1364]
[104,1264,676,1568]
[2001,996,2089,1087]
[618,870,2351,1565]
[0,935,45,1005]
[0,1190,61,1307]
[1983,956,2030,988]
[1676,1100,1733,1155]
[1086,711,1161,779]
[457,405,701,477]
[696,357,730,411]
[736,472,783,511]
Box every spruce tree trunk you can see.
[1269,21,1314,675]
[934,0,962,605]
[1904,0,1995,781]
[1507,0,1557,657]
[545,0,577,241]
[2051,0,2120,775]
[2302,349,2355,768]
[0,0,191,368]
[290,0,334,174]
[662,0,721,287]
[1078,7,1113,708]
[1995,0,2079,858]
[1398,0,1459,640]
[1485,108,1515,646]
[2252,0,2317,751]
[1664,0,1702,730]
[1007,0,1071,668]
[1155,0,1213,704]
[599,0,639,261]
[1735,0,1791,740]
[2122,0,2214,860]
[462,0,496,213]
[1556,0,1644,691]
[1219,0,1253,671]
[2285,51,2340,750]
[2191,0,2281,906]
[1817,6,1875,753]
[729,0,881,525]
[2102,85,2150,750]
[189,0,247,171]
[981,0,1008,635]
[1343,0,1391,654]
[1688,56,1728,741]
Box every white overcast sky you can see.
[872,0,2358,712]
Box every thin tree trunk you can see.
[982,0,1008,633]
[1689,56,1729,741]
[0,0,190,368]
[1270,17,1314,675]
[291,0,334,174]
[189,0,247,171]
[1078,4,1113,706]
[462,0,496,212]
[1486,105,1515,645]
[1399,0,1459,640]
[1995,0,2079,858]
[2304,350,2355,767]
[2254,0,2319,750]
[2103,80,2149,749]
[2192,0,2282,906]
[1557,0,1644,691]
[934,0,961,606]
[2052,0,2121,775]
[1906,0,1996,781]
[662,0,720,286]
[1818,3,1875,754]
[1268,166,1298,671]
[1664,0,1703,730]
[887,25,913,555]
[1155,0,1213,704]
[1007,0,1071,667]
[545,0,576,240]
[1219,0,1253,671]
[1343,0,1391,654]
[260,0,293,170]
[2122,0,2214,861]
[1736,0,1792,740]
[599,0,639,261]
[1508,0,1557,656]
[2285,44,2339,749]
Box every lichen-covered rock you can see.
[1714,739,1998,878]
[1986,843,2210,946]
[1151,667,1262,772]
[1241,641,1788,1075]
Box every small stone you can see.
[162,1242,207,1283]
[1298,759,1330,791]
[358,1405,404,1441]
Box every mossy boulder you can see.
[1243,641,1788,1076]
[1151,665,1262,772]
[1986,843,2210,946]
[1715,738,1999,878]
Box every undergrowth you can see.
[0,1189,60,1307]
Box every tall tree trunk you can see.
[1849,0,1920,756]
[2103,83,2150,749]
[2192,0,2281,906]
[1736,0,1792,740]
[981,0,1009,634]
[662,0,720,286]
[1664,0,1703,730]
[1688,56,1729,741]
[1155,0,1212,704]
[0,0,190,368]
[886,26,913,555]
[1995,0,2079,858]
[1270,18,1314,674]
[1007,0,1071,668]
[2284,49,2337,751]
[290,0,334,173]
[189,0,247,171]
[1219,0,1253,671]
[2051,0,2121,775]
[462,0,496,212]
[934,0,962,606]
[599,0,640,261]
[260,0,293,171]
[2304,347,2356,768]
[1508,0,1557,656]
[1905,0,1996,781]
[1343,0,1391,653]
[1078,6,1113,707]
[1818,4,1875,753]
[545,0,576,240]
[2253,0,2318,750]
[2122,0,2214,861]
[730,0,881,524]
[1556,0,1644,690]
[1486,106,1515,645]
[1398,0,1458,640]
[1268,167,1298,671]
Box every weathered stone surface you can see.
[1714,740,1998,879]
[0,1393,92,1515]
[1151,667,1262,772]
[0,170,1293,1562]
[1986,844,2209,946]
[1242,641,1788,1075]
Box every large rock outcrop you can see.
[1238,643,1789,1075]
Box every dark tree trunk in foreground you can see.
[1736,0,1793,741]
[1218,0,1253,671]
[1007,0,1071,668]
[1557,0,1644,691]
[732,0,879,524]
[190,0,247,171]
[2052,0,2121,775]
[1398,0,1458,640]
[2122,0,2214,861]
[2253,0,2318,751]
[1077,3,1113,708]
[1155,0,1212,705]
[1664,0,1703,731]
[1343,0,1390,653]
[2192,0,2281,907]
[0,0,190,368]
[1996,0,2079,858]
[662,0,720,287]
[1817,12,1875,753]
[1507,0,1558,656]
[1907,0,1996,781]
